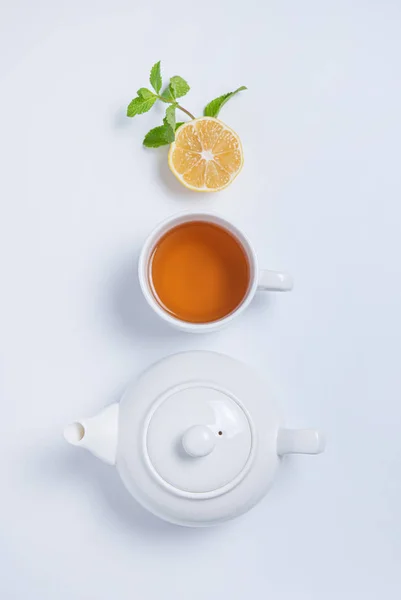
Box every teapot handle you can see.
[277,428,325,456]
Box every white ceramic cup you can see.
[138,212,293,333]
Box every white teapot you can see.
[64,352,325,527]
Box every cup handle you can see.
[277,428,326,456]
[258,270,293,292]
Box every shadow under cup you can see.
[143,216,254,326]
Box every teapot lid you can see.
[144,383,254,497]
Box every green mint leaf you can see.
[149,61,162,94]
[143,123,175,148]
[170,76,190,98]
[165,104,177,130]
[162,116,174,130]
[127,95,157,117]
[175,122,184,131]
[161,85,175,102]
[204,86,247,118]
[137,87,156,99]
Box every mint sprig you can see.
[127,61,246,148]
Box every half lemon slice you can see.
[168,117,243,192]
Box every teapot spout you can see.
[277,428,325,456]
[64,403,119,465]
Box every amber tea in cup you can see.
[148,221,250,323]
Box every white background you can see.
[1,1,400,598]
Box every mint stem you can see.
[176,105,195,120]
[159,95,195,120]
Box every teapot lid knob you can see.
[182,425,216,458]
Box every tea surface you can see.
[149,221,250,323]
